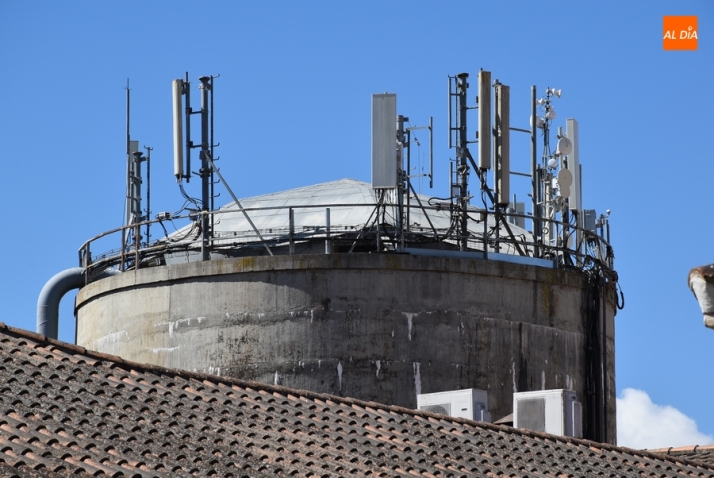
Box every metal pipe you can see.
[203,152,273,256]
[37,267,119,340]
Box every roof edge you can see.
[1,320,711,470]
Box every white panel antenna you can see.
[371,93,397,189]
[478,70,491,169]
[172,79,184,181]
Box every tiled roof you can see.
[650,445,714,468]
[1,323,712,478]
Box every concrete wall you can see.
[76,253,617,442]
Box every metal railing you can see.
[78,201,615,283]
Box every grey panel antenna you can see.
[478,70,492,169]
[371,94,397,189]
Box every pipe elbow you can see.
[37,267,120,339]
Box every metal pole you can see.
[120,229,125,271]
[184,72,192,182]
[199,76,211,261]
[145,147,151,245]
[124,81,131,247]
[493,83,500,253]
[602,279,608,443]
[210,77,215,224]
[289,208,295,254]
[457,73,469,251]
[399,125,412,237]
[531,85,539,258]
[397,115,406,252]
[325,208,331,254]
[134,224,140,270]
[429,116,434,188]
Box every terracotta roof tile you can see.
[0,321,712,477]
[648,445,714,468]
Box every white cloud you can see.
[617,388,713,449]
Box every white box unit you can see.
[513,389,582,438]
[417,388,491,422]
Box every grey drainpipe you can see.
[37,267,119,339]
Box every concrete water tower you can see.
[41,72,621,444]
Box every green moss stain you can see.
[238,256,255,272]
[384,255,400,270]
[541,282,553,316]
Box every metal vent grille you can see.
[516,397,546,432]
[420,403,451,416]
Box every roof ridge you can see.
[651,444,714,454]
[1,320,712,471]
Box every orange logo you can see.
[663,16,698,50]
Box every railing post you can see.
[134,224,140,270]
[483,210,488,259]
[289,208,295,255]
[120,228,126,272]
[325,208,332,254]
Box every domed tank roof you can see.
[167,178,532,251]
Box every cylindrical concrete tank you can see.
[76,253,616,441]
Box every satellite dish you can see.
[530,115,545,129]
[556,136,573,155]
[547,158,558,169]
[545,108,556,120]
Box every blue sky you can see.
[1,1,712,447]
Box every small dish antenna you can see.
[530,115,545,129]
[557,168,573,198]
[545,108,556,120]
[556,136,572,156]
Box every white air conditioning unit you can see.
[513,389,582,438]
[417,388,491,422]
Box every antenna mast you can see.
[199,76,212,261]
[124,80,144,246]
[172,73,218,261]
